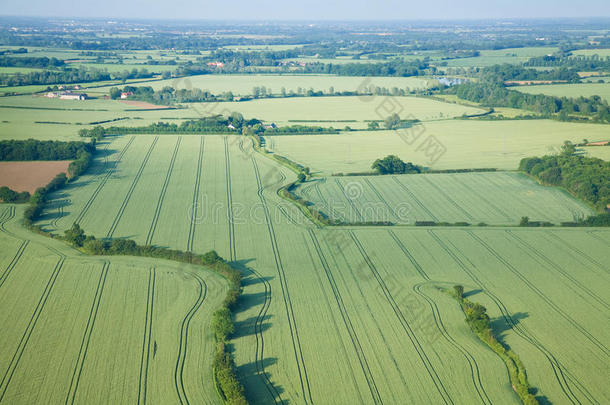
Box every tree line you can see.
[0,139,95,161]
[0,66,153,87]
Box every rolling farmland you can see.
[266,120,610,173]
[29,134,610,405]
[0,205,228,405]
[296,172,594,225]
[515,83,610,103]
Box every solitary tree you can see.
[384,113,401,130]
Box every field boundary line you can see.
[252,156,313,404]
[0,254,65,402]
[74,136,135,226]
[65,261,110,405]
[107,136,159,238]
[146,137,182,245]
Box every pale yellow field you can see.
[266,120,610,173]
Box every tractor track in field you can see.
[429,230,597,405]
[0,239,29,291]
[65,261,110,405]
[324,232,411,402]
[389,231,490,403]
[51,199,70,229]
[335,178,364,222]
[74,136,135,226]
[363,178,399,223]
[549,232,609,275]
[387,230,430,281]
[174,273,207,405]
[308,230,383,404]
[245,265,284,404]
[586,231,609,246]
[468,230,609,357]
[107,136,158,238]
[348,230,454,405]
[506,231,609,312]
[453,175,513,223]
[252,156,313,405]
[0,253,65,403]
[146,137,181,246]
[391,176,438,221]
[137,267,156,405]
[420,176,474,222]
[412,282,492,405]
[187,137,204,252]
[224,137,236,261]
[485,174,550,221]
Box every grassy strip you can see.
[452,285,539,405]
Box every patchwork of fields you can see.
[266,120,610,173]
[0,205,227,405]
[28,134,610,405]
[296,172,594,225]
[515,82,610,103]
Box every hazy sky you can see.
[2,0,609,20]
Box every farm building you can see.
[59,93,88,100]
[120,91,133,99]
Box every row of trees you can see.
[0,139,95,161]
[0,186,30,203]
[0,56,65,68]
[0,66,154,87]
[451,81,610,123]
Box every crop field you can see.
[266,120,610,173]
[584,146,610,161]
[296,172,594,225]
[140,74,432,96]
[442,47,559,67]
[0,204,228,405]
[570,48,610,58]
[514,82,610,102]
[25,134,610,405]
[204,95,485,128]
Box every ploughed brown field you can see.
[0,161,71,193]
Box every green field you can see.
[442,47,559,68]
[266,120,610,173]
[571,48,610,58]
[0,205,227,404]
[137,74,432,96]
[211,95,485,127]
[515,82,610,102]
[0,94,485,139]
[296,172,594,225]
[23,134,610,405]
